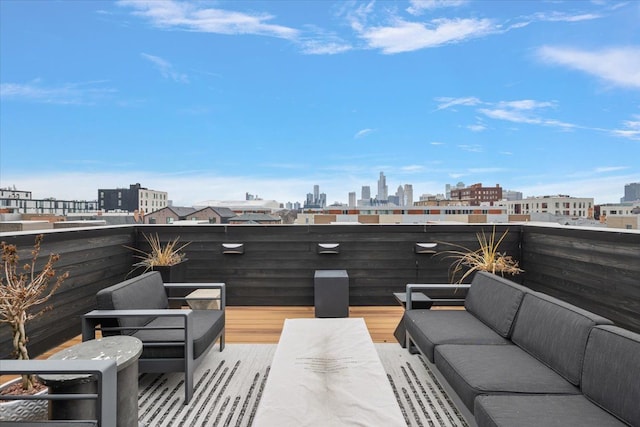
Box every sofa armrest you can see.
[163,282,226,310]
[405,284,471,310]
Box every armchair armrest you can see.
[2,359,118,427]
[163,282,226,310]
[405,284,471,310]
[82,309,193,342]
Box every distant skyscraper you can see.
[377,172,388,201]
[303,185,326,208]
[623,182,640,202]
[404,184,413,206]
[348,192,356,207]
[362,186,371,200]
[395,185,405,206]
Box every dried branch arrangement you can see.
[0,234,69,391]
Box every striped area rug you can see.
[138,344,468,427]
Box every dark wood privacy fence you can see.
[1,223,638,358]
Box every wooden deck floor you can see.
[42,305,406,357]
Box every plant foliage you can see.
[437,227,524,284]
[126,233,190,272]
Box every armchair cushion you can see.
[96,272,169,330]
[133,310,225,359]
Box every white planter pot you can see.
[0,377,48,422]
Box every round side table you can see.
[40,335,142,427]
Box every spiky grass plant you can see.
[126,233,190,272]
[438,227,523,284]
[0,234,69,391]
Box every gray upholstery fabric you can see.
[464,272,528,338]
[404,310,510,362]
[434,344,579,413]
[582,325,640,426]
[474,395,628,427]
[133,310,224,359]
[510,292,613,385]
[96,271,169,330]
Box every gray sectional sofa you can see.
[403,271,640,427]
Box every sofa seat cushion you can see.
[133,310,224,359]
[435,344,579,413]
[404,310,510,362]
[474,395,628,427]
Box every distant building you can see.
[503,190,523,201]
[450,183,503,206]
[348,192,356,207]
[404,184,414,206]
[228,213,282,224]
[98,183,167,214]
[0,187,97,216]
[303,185,326,209]
[377,172,388,202]
[501,195,594,218]
[144,206,236,224]
[622,182,640,203]
[445,182,465,199]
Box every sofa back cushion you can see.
[464,271,528,338]
[582,325,640,426]
[511,292,613,386]
[96,271,169,331]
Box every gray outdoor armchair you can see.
[1,359,117,427]
[81,271,225,404]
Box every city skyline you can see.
[1,1,639,206]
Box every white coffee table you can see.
[253,318,406,426]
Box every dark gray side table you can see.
[393,292,433,347]
[40,335,142,427]
[314,269,349,318]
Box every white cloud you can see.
[467,124,487,132]
[401,165,425,172]
[118,0,298,39]
[531,11,602,23]
[435,96,482,110]
[358,17,495,54]
[595,166,629,173]
[498,100,556,110]
[458,144,483,152]
[354,128,374,138]
[141,53,189,83]
[430,141,445,145]
[407,0,467,15]
[537,46,640,89]
[0,80,115,105]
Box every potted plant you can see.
[125,232,190,278]
[0,234,69,420]
[125,233,190,307]
[437,226,523,284]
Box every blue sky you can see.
[1,0,639,206]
